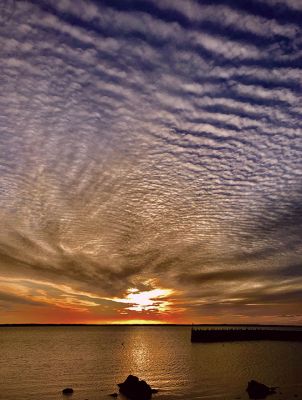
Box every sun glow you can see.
[109,319,167,325]
[110,287,173,312]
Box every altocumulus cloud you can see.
[0,0,301,324]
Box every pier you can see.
[191,328,302,342]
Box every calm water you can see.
[0,326,301,400]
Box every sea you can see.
[0,326,301,400]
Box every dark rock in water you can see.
[62,388,74,395]
[118,375,154,400]
[246,380,276,399]
[109,393,118,398]
[151,388,159,394]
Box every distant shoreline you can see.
[1,323,301,327]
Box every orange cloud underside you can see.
[1,277,301,325]
[0,277,185,324]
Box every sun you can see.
[109,287,173,313]
[109,319,166,325]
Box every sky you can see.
[0,0,301,325]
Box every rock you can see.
[62,387,74,395]
[246,380,276,399]
[118,375,154,400]
[109,393,118,398]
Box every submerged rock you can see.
[62,387,74,395]
[246,380,276,399]
[118,375,156,400]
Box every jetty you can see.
[191,327,302,342]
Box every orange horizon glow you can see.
[1,276,302,326]
[0,276,185,324]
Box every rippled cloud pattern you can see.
[0,0,301,324]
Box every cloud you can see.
[0,0,301,323]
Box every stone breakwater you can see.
[191,328,302,342]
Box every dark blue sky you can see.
[0,0,301,324]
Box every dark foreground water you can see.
[0,326,301,400]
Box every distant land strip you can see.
[1,323,301,327]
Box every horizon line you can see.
[1,323,301,327]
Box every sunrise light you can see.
[110,288,173,312]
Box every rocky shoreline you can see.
[61,377,296,400]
